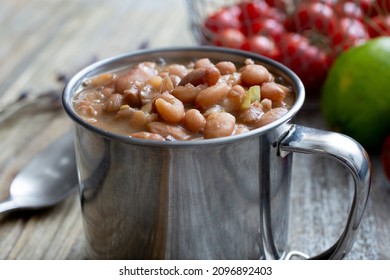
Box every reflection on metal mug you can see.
[62,47,371,260]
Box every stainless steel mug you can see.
[62,47,371,260]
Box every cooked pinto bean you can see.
[76,100,101,118]
[82,73,116,89]
[202,105,224,118]
[233,124,250,135]
[254,108,288,128]
[215,61,236,75]
[147,122,191,140]
[238,104,264,126]
[240,64,272,86]
[148,75,163,90]
[194,58,214,69]
[260,82,287,103]
[165,64,188,78]
[204,112,236,139]
[178,68,207,87]
[103,93,124,112]
[74,91,105,119]
[130,132,165,141]
[155,93,185,123]
[183,109,206,133]
[123,86,142,108]
[178,67,220,87]
[204,66,220,85]
[195,83,229,110]
[139,83,160,105]
[128,110,152,131]
[116,105,135,119]
[260,98,272,112]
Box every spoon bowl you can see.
[0,131,78,214]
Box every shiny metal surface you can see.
[0,131,77,214]
[62,47,371,259]
[74,125,291,259]
[279,125,371,259]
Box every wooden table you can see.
[0,0,388,260]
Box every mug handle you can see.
[278,124,371,260]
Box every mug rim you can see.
[62,46,305,147]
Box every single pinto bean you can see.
[178,68,206,87]
[82,73,116,89]
[195,83,229,110]
[233,124,250,135]
[183,109,206,133]
[128,110,151,131]
[155,93,185,123]
[238,105,264,126]
[240,64,272,86]
[123,87,142,108]
[115,75,132,94]
[148,75,163,90]
[260,82,287,103]
[165,64,188,78]
[215,61,236,75]
[103,93,124,112]
[260,98,272,112]
[194,58,214,69]
[204,66,220,85]
[116,105,135,119]
[130,132,165,141]
[204,112,236,139]
[147,121,191,140]
[254,107,288,128]
[178,67,220,87]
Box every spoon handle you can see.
[0,198,17,214]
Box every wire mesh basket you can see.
[186,0,390,92]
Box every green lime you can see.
[321,37,390,152]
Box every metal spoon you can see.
[0,131,78,214]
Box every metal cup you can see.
[62,47,371,260]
